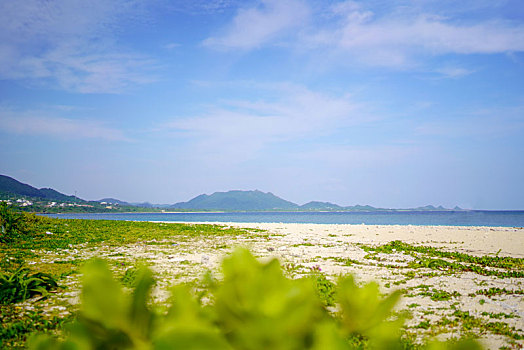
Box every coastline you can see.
[163,222,524,257]
[42,210,524,227]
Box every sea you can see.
[42,211,524,227]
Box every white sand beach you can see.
[30,223,524,349]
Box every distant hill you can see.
[171,190,299,211]
[0,175,79,201]
[98,198,130,205]
[346,204,381,211]
[300,201,343,210]
[414,205,447,211]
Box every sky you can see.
[1,0,524,209]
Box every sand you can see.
[26,223,524,349]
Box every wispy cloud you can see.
[203,0,309,50]
[164,84,363,162]
[204,0,524,68]
[311,3,524,67]
[414,105,524,139]
[0,106,130,141]
[0,0,156,93]
[434,66,475,79]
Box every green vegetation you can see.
[0,212,268,348]
[0,211,520,349]
[4,215,262,250]
[306,272,337,307]
[405,285,461,301]
[360,240,524,278]
[121,266,140,288]
[328,256,361,266]
[469,287,524,297]
[445,310,523,341]
[29,249,480,350]
[0,267,59,304]
[1,202,29,243]
[1,306,72,349]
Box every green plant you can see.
[469,287,524,297]
[0,267,59,304]
[305,272,336,307]
[417,320,431,329]
[121,266,140,288]
[361,241,524,279]
[0,305,72,348]
[0,202,26,243]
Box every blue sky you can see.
[1,0,524,209]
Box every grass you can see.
[360,240,524,279]
[448,310,523,341]
[328,256,361,266]
[469,287,524,297]
[6,215,265,250]
[0,304,74,348]
[405,285,461,301]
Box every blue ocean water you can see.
[43,211,524,227]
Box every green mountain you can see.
[300,201,343,210]
[98,198,130,205]
[171,190,299,211]
[0,175,79,201]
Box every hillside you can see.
[171,190,299,211]
[300,201,343,210]
[0,175,79,201]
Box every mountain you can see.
[414,205,448,211]
[38,188,78,202]
[300,201,343,210]
[346,204,380,211]
[0,175,80,201]
[171,190,299,211]
[98,198,130,205]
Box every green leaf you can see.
[79,259,128,329]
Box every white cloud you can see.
[306,3,524,67]
[434,66,475,79]
[204,0,524,67]
[203,0,309,49]
[165,85,362,162]
[163,43,181,50]
[0,107,130,141]
[0,0,156,93]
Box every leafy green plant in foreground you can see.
[29,249,481,349]
[0,267,59,304]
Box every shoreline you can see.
[40,211,524,228]
[166,222,524,258]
